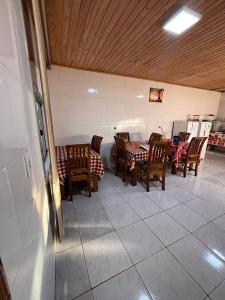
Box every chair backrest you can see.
[148,132,163,144]
[179,131,191,142]
[91,135,103,154]
[114,136,127,161]
[148,141,170,172]
[66,144,91,175]
[116,132,130,142]
[186,137,208,162]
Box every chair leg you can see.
[184,162,187,177]
[195,162,199,176]
[162,175,165,190]
[146,175,150,192]
[123,165,127,182]
[88,178,91,197]
[115,162,119,176]
[69,180,72,201]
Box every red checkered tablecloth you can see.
[56,146,104,185]
[126,143,149,169]
[112,141,189,170]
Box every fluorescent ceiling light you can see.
[163,7,201,35]
[136,94,145,99]
[88,88,98,94]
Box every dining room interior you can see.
[1,0,225,300]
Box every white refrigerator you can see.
[198,121,212,159]
[172,121,211,159]
[172,121,199,142]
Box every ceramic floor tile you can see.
[56,245,90,299]
[77,209,113,243]
[56,218,81,253]
[62,200,76,221]
[169,235,225,294]
[194,223,225,262]
[98,188,126,208]
[129,195,162,219]
[117,220,164,264]
[75,291,94,300]
[210,280,225,300]
[167,204,208,232]
[144,212,189,246]
[203,176,225,188]
[105,203,140,229]
[92,267,152,300]
[185,198,224,221]
[115,184,144,202]
[147,190,181,210]
[213,215,225,231]
[200,190,225,211]
[182,182,212,197]
[73,195,103,217]
[136,248,206,300]
[83,232,132,287]
[167,187,196,203]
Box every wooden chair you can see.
[114,136,130,182]
[179,137,208,177]
[140,141,170,191]
[116,132,130,142]
[148,132,163,144]
[66,144,91,199]
[91,135,103,154]
[178,131,191,142]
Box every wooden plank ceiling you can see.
[45,0,225,92]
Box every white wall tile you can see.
[48,62,220,167]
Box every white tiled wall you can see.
[0,1,54,299]
[48,62,220,168]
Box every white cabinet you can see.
[198,122,212,159]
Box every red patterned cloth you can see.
[56,146,104,185]
[208,132,225,147]
[168,142,189,168]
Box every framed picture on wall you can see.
[149,88,164,103]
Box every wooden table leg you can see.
[93,175,99,192]
[130,165,137,186]
[171,162,177,175]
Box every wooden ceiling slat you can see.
[82,0,122,67]
[45,0,225,91]
[64,0,82,65]
[112,1,225,73]
[70,0,93,66]
[77,0,112,67]
[45,0,57,62]
[61,0,73,65]
[89,0,147,69]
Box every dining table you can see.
[56,145,104,197]
[112,141,189,185]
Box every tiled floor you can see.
[56,152,225,300]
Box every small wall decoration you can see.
[149,88,164,103]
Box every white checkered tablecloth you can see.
[56,146,104,185]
